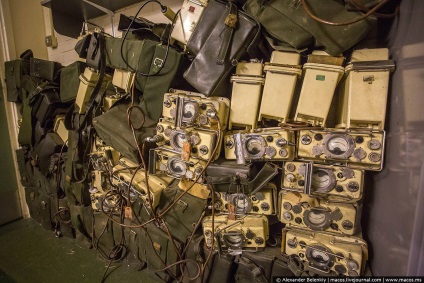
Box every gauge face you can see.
[310,249,331,263]
[182,101,198,122]
[246,138,263,155]
[223,231,245,249]
[231,194,251,213]
[167,158,186,177]
[170,132,187,150]
[306,245,335,270]
[322,134,355,159]
[327,136,350,156]
[312,169,336,193]
[303,208,331,230]
[244,136,266,158]
[306,210,327,226]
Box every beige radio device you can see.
[203,214,269,252]
[155,119,221,161]
[76,67,112,114]
[337,48,395,130]
[171,0,208,45]
[53,116,68,143]
[279,191,361,235]
[282,228,368,276]
[259,51,302,123]
[294,51,345,126]
[282,161,364,202]
[229,62,265,130]
[224,127,295,163]
[297,128,385,171]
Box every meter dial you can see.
[306,245,335,271]
[243,136,266,159]
[167,158,187,177]
[170,132,188,150]
[303,208,332,231]
[223,231,246,249]
[182,101,199,123]
[322,134,355,159]
[230,194,252,214]
[311,169,337,193]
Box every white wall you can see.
[43,0,184,65]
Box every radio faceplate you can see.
[278,191,361,235]
[282,161,364,202]
[297,129,385,171]
[225,128,295,163]
[282,228,368,276]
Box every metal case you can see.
[297,128,385,171]
[224,127,295,163]
[53,116,68,143]
[155,119,221,161]
[162,90,230,130]
[76,67,112,114]
[282,161,364,202]
[112,69,135,93]
[282,228,368,276]
[149,148,206,181]
[229,62,265,130]
[202,214,269,252]
[214,183,277,215]
[259,51,302,123]
[337,48,395,130]
[278,191,361,235]
[294,52,345,126]
[170,0,209,45]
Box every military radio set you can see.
[5,0,397,281]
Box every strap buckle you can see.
[154,58,164,68]
[225,13,237,28]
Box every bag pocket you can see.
[4,60,22,102]
[60,61,87,102]
[158,180,209,243]
[93,102,157,164]
[141,223,183,282]
[30,58,62,81]
[32,133,65,175]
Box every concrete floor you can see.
[0,218,157,283]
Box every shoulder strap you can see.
[247,163,278,194]
[217,2,238,65]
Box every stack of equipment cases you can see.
[281,48,395,277]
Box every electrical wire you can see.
[120,0,177,76]
[301,0,390,26]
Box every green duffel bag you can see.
[243,0,376,55]
[140,222,183,282]
[157,179,209,243]
[105,37,191,122]
[93,102,157,164]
